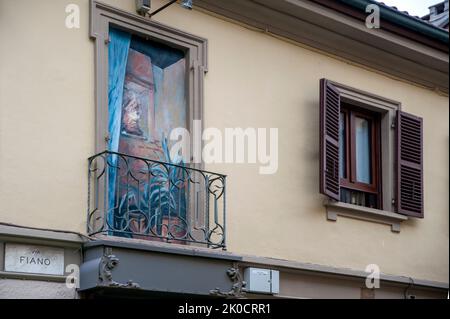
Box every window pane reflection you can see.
[355,117,371,184]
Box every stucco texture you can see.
[0,279,77,299]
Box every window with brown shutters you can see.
[319,79,424,219]
[320,79,340,201]
[396,111,424,218]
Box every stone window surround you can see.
[324,80,408,233]
[90,0,208,167]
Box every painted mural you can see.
[108,28,188,242]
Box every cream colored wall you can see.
[0,0,448,283]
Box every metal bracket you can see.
[391,117,396,129]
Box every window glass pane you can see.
[340,188,378,209]
[339,113,346,178]
[355,116,371,184]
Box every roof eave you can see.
[340,0,449,43]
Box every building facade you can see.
[0,0,448,299]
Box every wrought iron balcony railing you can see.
[88,151,226,249]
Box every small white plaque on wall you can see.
[4,243,65,276]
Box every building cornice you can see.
[336,0,449,43]
[195,0,449,93]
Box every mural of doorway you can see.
[107,28,188,242]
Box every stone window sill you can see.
[325,201,408,233]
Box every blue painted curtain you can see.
[107,28,131,221]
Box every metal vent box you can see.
[244,268,280,294]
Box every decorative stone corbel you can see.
[99,248,141,289]
[210,267,247,298]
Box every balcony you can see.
[87,151,227,249]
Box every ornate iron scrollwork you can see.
[210,267,246,298]
[87,151,227,249]
[99,248,141,289]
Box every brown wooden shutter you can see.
[396,110,424,218]
[320,79,340,201]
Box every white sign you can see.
[4,243,65,276]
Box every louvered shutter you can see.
[396,110,424,218]
[320,79,340,201]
